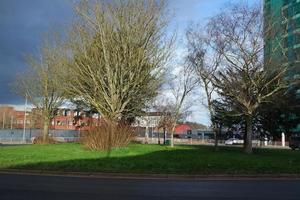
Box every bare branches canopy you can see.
[206,3,287,153]
[62,0,173,122]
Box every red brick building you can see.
[0,106,32,129]
[0,106,102,130]
[50,109,102,130]
[1,106,194,134]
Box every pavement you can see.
[0,172,300,200]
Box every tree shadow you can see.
[6,145,300,175]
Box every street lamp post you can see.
[10,115,13,130]
[282,132,285,147]
[23,95,27,144]
[2,112,5,129]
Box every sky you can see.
[0,0,261,125]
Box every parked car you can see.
[225,138,244,145]
[289,135,300,150]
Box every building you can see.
[0,106,32,129]
[0,106,165,132]
[264,0,300,78]
[134,112,162,128]
[0,105,102,131]
[50,109,102,131]
[264,0,300,133]
[174,124,192,137]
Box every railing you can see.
[0,129,80,144]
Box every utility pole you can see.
[10,115,13,130]
[23,95,27,144]
[2,112,5,129]
[282,132,285,147]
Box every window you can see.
[283,0,291,7]
[74,111,80,116]
[63,110,71,116]
[294,34,300,45]
[293,2,300,15]
[57,121,64,126]
[92,113,99,119]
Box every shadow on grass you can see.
[6,145,300,175]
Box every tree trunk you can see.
[214,130,218,149]
[145,126,149,144]
[244,115,253,154]
[214,124,221,151]
[170,126,175,147]
[43,117,49,142]
[158,132,160,145]
[163,127,166,144]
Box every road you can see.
[0,173,299,200]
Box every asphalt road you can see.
[0,173,299,200]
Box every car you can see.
[289,135,300,150]
[225,138,244,145]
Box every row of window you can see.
[283,0,300,7]
[52,120,73,126]
[283,33,300,47]
[56,110,101,118]
[52,120,89,127]
[16,120,31,125]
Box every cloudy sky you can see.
[0,0,261,124]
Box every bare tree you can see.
[15,39,65,142]
[154,101,174,144]
[186,24,221,149]
[166,64,197,147]
[207,3,287,154]
[61,0,173,124]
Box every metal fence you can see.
[0,129,80,144]
[0,129,289,149]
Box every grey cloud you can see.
[0,0,73,104]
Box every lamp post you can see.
[23,94,27,144]
[2,112,5,129]
[282,132,285,147]
[10,115,13,130]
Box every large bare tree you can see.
[166,64,197,147]
[61,0,173,123]
[207,3,287,154]
[16,39,65,142]
[186,24,221,149]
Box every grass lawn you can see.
[0,143,299,175]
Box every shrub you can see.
[81,121,135,151]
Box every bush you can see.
[81,121,135,151]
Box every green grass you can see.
[0,143,300,174]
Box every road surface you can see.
[0,173,299,200]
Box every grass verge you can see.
[0,143,299,174]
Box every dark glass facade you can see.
[264,0,300,75]
[264,0,300,132]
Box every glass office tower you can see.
[264,0,300,133]
[264,0,300,76]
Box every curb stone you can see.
[1,169,300,180]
